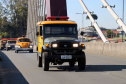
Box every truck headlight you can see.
[52,44,58,48]
[15,45,20,48]
[73,43,78,48]
[30,45,33,48]
[29,43,33,48]
[18,46,21,48]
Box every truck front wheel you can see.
[6,47,8,51]
[42,52,49,71]
[37,53,42,67]
[78,52,86,70]
[15,50,18,53]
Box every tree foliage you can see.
[106,30,113,38]
[0,0,28,38]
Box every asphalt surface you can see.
[0,50,126,84]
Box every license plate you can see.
[23,48,27,50]
[12,48,15,49]
[61,55,72,59]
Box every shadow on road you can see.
[49,65,126,72]
[16,51,37,53]
[4,50,37,54]
[0,51,29,84]
[84,65,126,72]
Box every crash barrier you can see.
[83,42,126,58]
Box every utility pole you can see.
[76,11,94,28]
[76,11,87,28]
[101,0,126,34]
[122,0,124,22]
[122,0,124,42]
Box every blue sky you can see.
[0,0,126,29]
[67,0,126,29]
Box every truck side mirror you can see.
[36,32,39,36]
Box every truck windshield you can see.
[8,41,16,44]
[44,24,77,35]
[19,39,30,42]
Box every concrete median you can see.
[83,42,126,58]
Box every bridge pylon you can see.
[27,0,46,50]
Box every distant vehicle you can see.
[6,40,16,51]
[0,39,8,50]
[15,35,33,53]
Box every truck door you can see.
[38,25,43,53]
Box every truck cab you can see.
[36,21,86,71]
[0,39,7,50]
[6,40,16,51]
[15,35,33,53]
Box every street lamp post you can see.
[122,0,124,22]
[76,11,94,28]
[101,4,115,39]
[122,0,124,42]
[76,11,87,28]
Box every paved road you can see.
[0,50,126,84]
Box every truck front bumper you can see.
[46,54,85,59]
[16,48,33,51]
[45,54,85,62]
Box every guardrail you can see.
[83,42,126,58]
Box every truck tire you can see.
[78,52,86,70]
[6,47,8,51]
[37,53,42,67]
[15,50,18,53]
[42,52,49,71]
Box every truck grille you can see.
[58,42,72,49]
[54,50,76,55]
[10,45,15,48]
[52,42,79,54]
